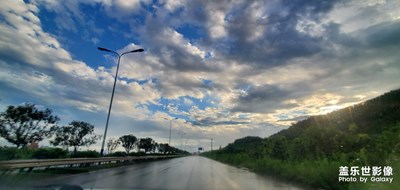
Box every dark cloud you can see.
[281,0,341,16]
[358,21,400,48]
[231,84,307,113]
[310,20,400,92]
[154,76,212,94]
[179,0,343,69]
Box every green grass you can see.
[204,153,347,189]
[204,152,400,190]
[348,154,399,190]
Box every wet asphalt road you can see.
[12,156,307,190]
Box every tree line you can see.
[0,103,188,157]
[106,135,186,155]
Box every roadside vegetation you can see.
[203,89,400,190]
[0,103,189,161]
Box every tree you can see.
[158,143,170,154]
[271,136,288,160]
[119,134,137,154]
[0,104,59,148]
[153,142,159,153]
[51,121,100,154]
[106,138,120,154]
[138,137,155,153]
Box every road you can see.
[5,156,308,190]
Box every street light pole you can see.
[211,138,213,151]
[98,47,144,156]
[164,117,178,145]
[178,132,185,150]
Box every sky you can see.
[0,0,399,153]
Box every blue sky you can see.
[0,0,400,152]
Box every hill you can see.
[278,89,400,138]
[203,89,400,190]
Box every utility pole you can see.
[164,117,178,145]
[178,132,185,150]
[210,138,213,151]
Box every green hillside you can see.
[203,89,400,190]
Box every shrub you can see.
[70,150,100,158]
[32,148,68,159]
[106,151,127,157]
[0,147,36,160]
[0,146,17,160]
[129,151,146,156]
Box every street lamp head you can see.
[129,49,144,53]
[97,47,112,52]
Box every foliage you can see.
[158,143,170,154]
[129,151,146,156]
[106,151,127,157]
[0,147,68,160]
[0,146,35,160]
[0,104,59,148]
[138,137,156,153]
[166,145,190,155]
[224,136,263,154]
[106,138,120,154]
[203,89,400,190]
[0,146,17,160]
[119,134,137,154]
[70,150,100,158]
[50,120,100,154]
[32,147,68,159]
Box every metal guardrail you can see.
[0,155,180,170]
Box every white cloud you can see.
[162,0,185,12]
[208,10,227,39]
[114,0,140,10]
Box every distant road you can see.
[6,156,308,190]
